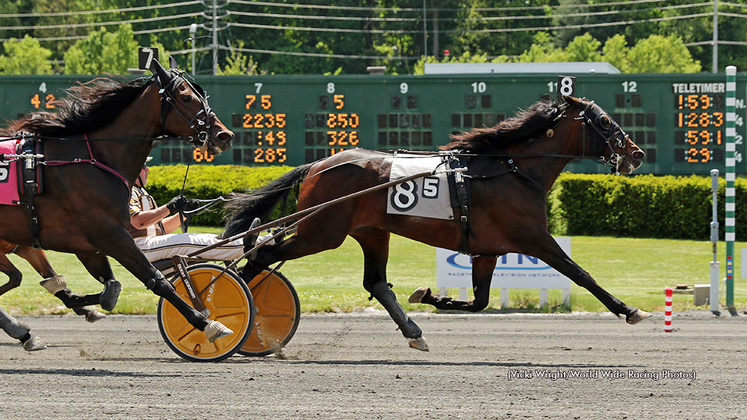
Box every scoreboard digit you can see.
[0,73,745,175]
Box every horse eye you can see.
[600,115,611,130]
[181,94,192,103]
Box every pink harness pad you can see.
[0,139,20,206]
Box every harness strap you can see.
[42,136,131,191]
[447,156,473,255]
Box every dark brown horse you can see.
[0,59,236,344]
[224,95,650,351]
[0,240,104,322]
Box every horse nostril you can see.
[218,131,233,142]
[633,150,645,159]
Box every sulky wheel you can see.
[157,263,254,362]
[238,269,300,357]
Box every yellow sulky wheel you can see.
[238,270,300,357]
[157,263,254,362]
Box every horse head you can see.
[149,58,234,155]
[563,95,645,175]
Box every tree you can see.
[601,34,630,72]
[515,32,566,62]
[63,24,139,75]
[625,34,701,73]
[0,35,54,75]
[564,33,602,62]
[217,41,263,76]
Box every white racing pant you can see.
[135,233,244,263]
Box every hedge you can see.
[554,173,747,240]
[147,166,744,241]
[146,165,294,226]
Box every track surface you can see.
[0,311,745,419]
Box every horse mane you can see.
[1,75,154,137]
[441,99,566,153]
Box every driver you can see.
[129,157,261,263]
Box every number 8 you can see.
[559,77,574,96]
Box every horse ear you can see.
[149,58,170,86]
[169,56,179,71]
[562,95,583,108]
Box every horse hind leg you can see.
[38,275,106,322]
[408,255,496,312]
[352,228,428,351]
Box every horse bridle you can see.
[574,100,630,174]
[156,70,214,149]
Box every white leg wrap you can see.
[204,321,234,343]
[39,275,67,295]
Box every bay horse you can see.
[0,239,104,322]
[224,95,650,351]
[0,58,236,344]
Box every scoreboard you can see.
[1,73,745,175]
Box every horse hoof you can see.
[408,336,429,351]
[205,321,234,343]
[23,334,47,351]
[99,280,121,311]
[408,287,431,303]
[85,310,106,323]
[627,309,652,325]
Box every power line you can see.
[0,0,202,18]
[0,12,202,32]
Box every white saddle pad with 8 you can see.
[386,156,454,220]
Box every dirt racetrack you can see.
[0,311,745,419]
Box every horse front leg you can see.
[98,232,232,342]
[408,255,496,312]
[0,306,46,351]
[352,228,428,351]
[532,233,651,324]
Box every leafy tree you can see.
[63,24,139,75]
[515,32,566,62]
[601,34,630,73]
[0,35,54,75]
[217,41,263,76]
[564,33,602,62]
[626,34,701,73]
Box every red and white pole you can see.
[664,287,673,332]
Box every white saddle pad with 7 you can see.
[386,156,454,220]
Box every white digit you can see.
[391,181,418,211]
[143,47,154,69]
[0,167,7,182]
[400,82,408,94]
[327,82,335,94]
[622,81,637,92]
[39,82,47,93]
[736,134,743,145]
[547,81,556,92]
[422,177,439,198]
[254,82,263,93]
[471,82,486,93]
[559,77,574,96]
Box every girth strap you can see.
[446,156,472,255]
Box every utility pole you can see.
[212,0,218,75]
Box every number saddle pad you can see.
[386,155,455,220]
[0,138,43,206]
[0,139,20,206]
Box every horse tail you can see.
[221,164,313,238]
